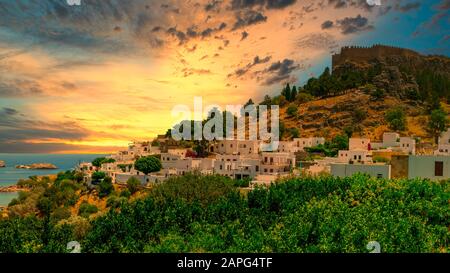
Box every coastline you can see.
[0,184,27,193]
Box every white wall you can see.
[408,156,450,180]
[331,163,391,179]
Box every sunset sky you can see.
[0,0,448,153]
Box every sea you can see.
[0,153,105,206]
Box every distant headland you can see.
[15,163,58,170]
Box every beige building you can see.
[260,152,295,175]
[435,129,450,155]
[212,140,260,155]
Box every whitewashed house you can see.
[338,150,373,163]
[399,137,416,155]
[214,154,260,179]
[408,155,450,180]
[212,140,260,155]
[260,152,295,175]
[293,137,325,152]
[435,129,450,155]
[349,138,371,151]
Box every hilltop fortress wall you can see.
[332,45,420,68]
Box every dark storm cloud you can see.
[328,0,347,9]
[205,0,223,11]
[0,80,44,98]
[337,15,374,34]
[0,114,89,142]
[230,0,296,10]
[266,0,297,9]
[257,59,300,85]
[232,10,268,30]
[2,107,19,116]
[321,20,334,29]
[168,22,228,43]
[326,0,377,12]
[0,142,121,154]
[241,31,249,40]
[228,55,272,78]
[0,0,174,52]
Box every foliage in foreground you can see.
[0,174,448,253]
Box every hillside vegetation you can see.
[254,47,450,142]
[0,173,448,253]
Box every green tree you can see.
[290,86,298,102]
[286,104,298,117]
[91,171,106,184]
[126,176,141,194]
[290,128,300,138]
[385,107,407,131]
[428,109,449,143]
[134,156,162,175]
[92,157,115,168]
[98,176,114,198]
[281,83,291,101]
[78,202,98,218]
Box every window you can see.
[435,161,444,176]
[256,166,259,172]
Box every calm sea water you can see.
[0,153,105,205]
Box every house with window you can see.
[349,138,371,151]
[212,140,260,155]
[435,129,450,155]
[408,155,450,180]
[213,154,260,179]
[293,137,325,152]
[338,150,373,163]
[260,152,295,175]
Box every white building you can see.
[338,150,373,163]
[331,163,391,179]
[260,152,295,175]
[382,133,400,148]
[212,140,260,155]
[435,129,450,155]
[278,141,295,153]
[399,137,416,155]
[214,154,260,179]
[349,138,371,151]
[293,137,325,152]
[371,133,416,154]
[408,155,450,180]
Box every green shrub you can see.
[78,202,98,218]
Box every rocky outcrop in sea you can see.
[0,160,5,168]
[15,163,58,169]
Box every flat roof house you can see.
[408,155,450,180]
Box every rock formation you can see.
[15,163,58,169]
[0,160,5,168]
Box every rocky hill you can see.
[272,45,450,142]
[279,90,450,141]
[332,45,450,100]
